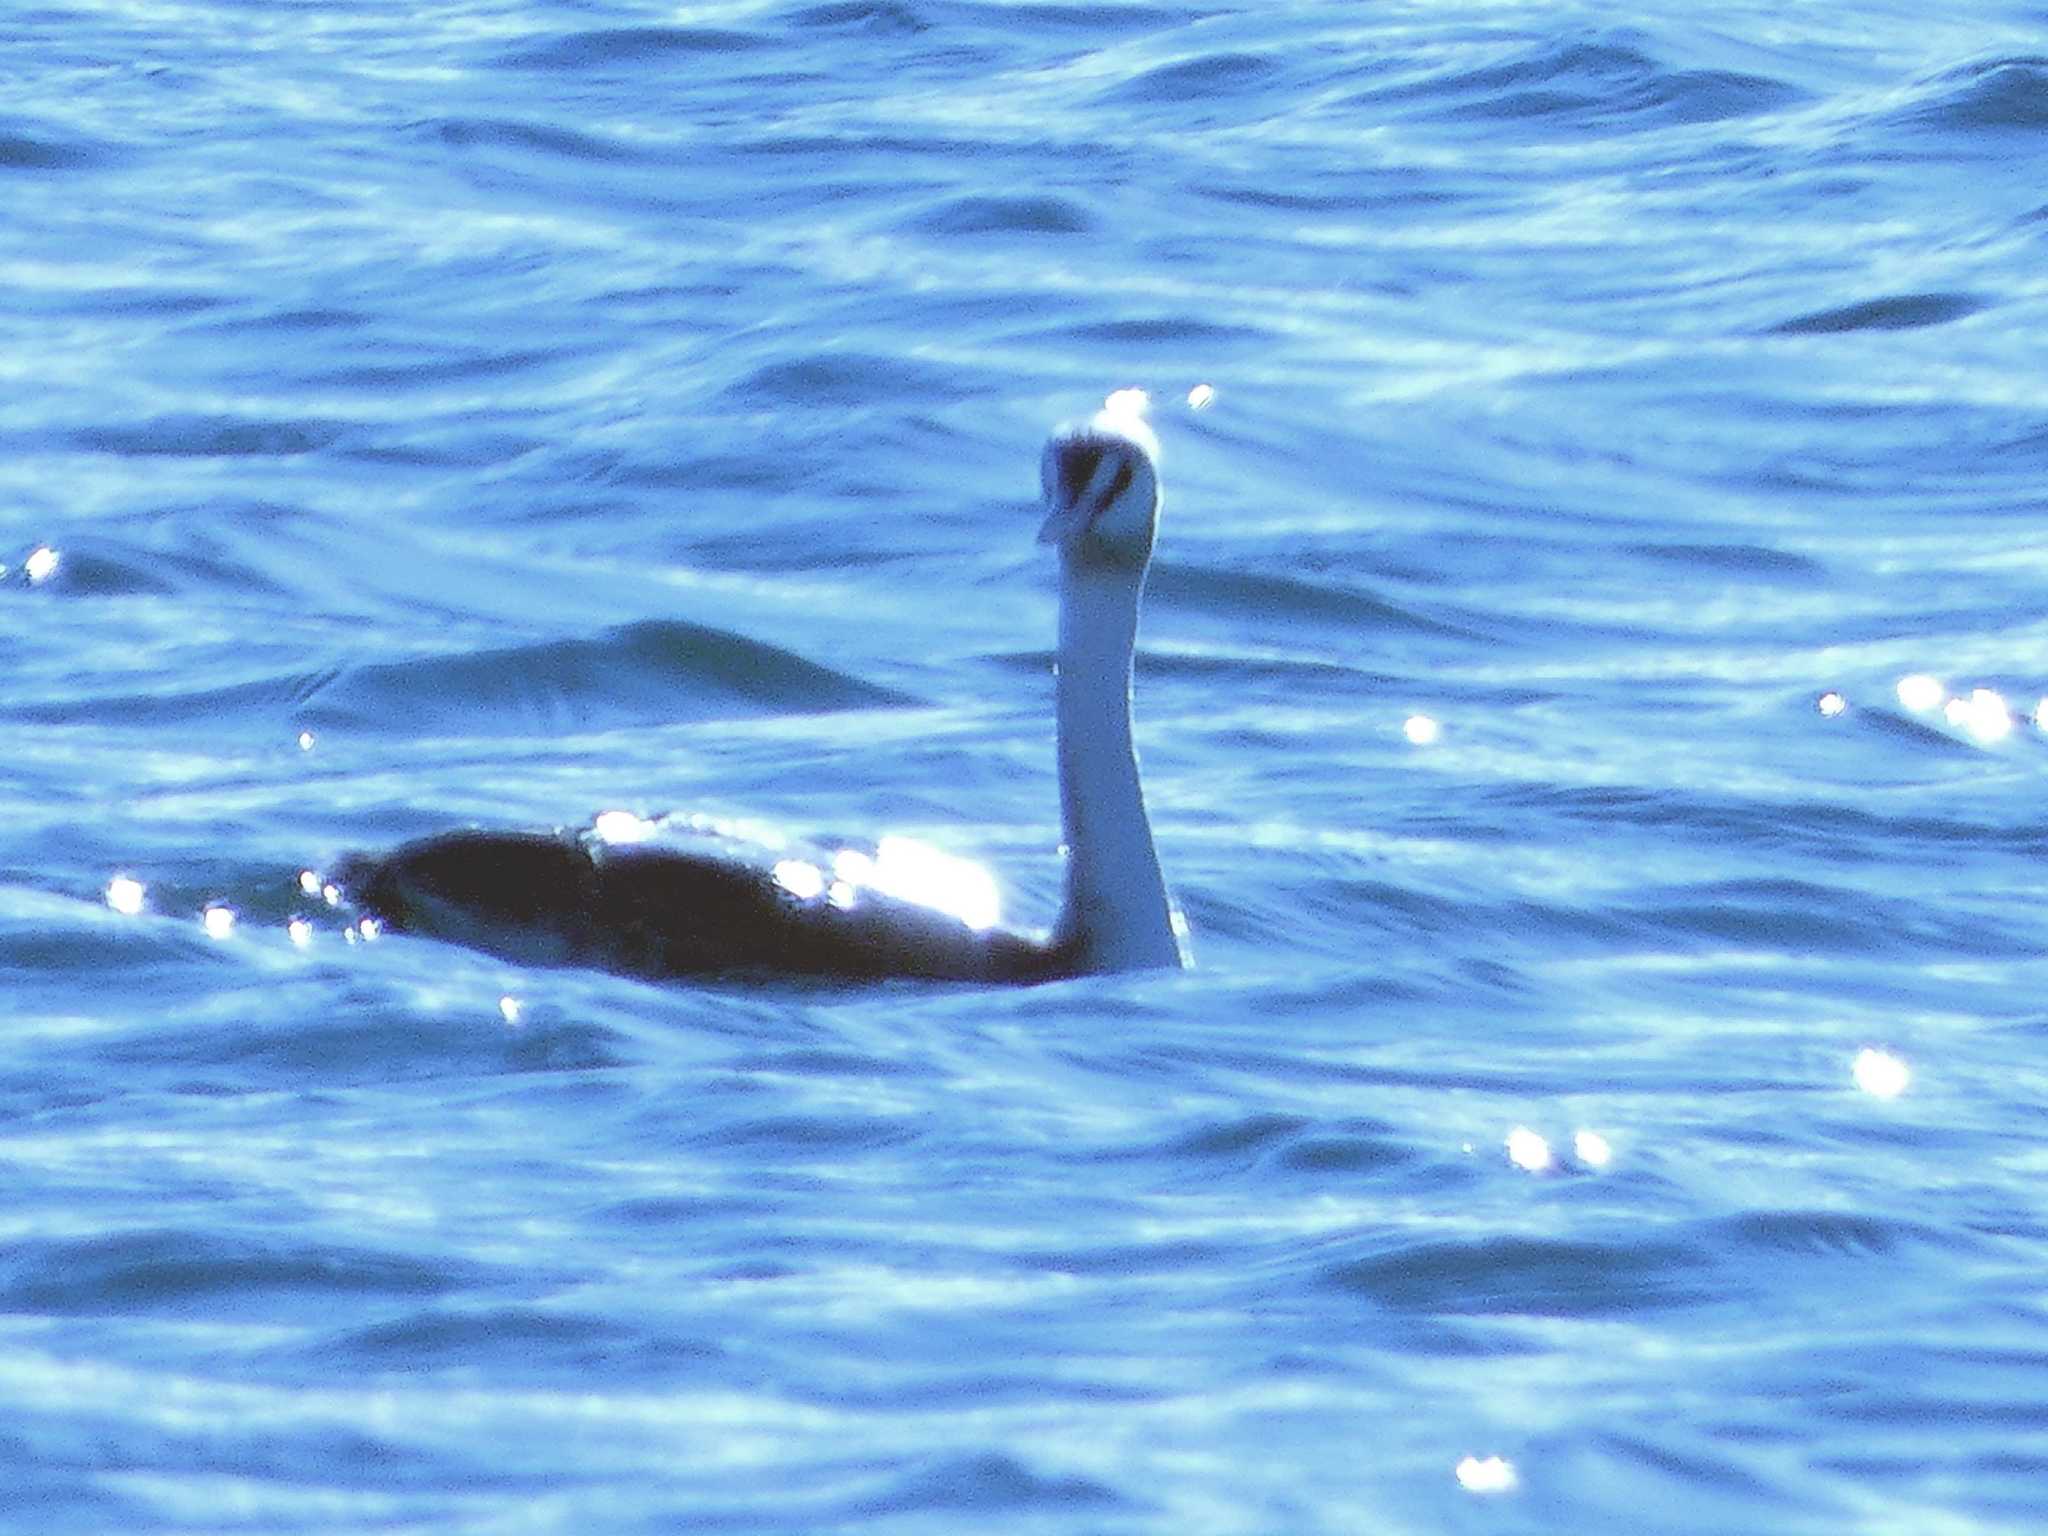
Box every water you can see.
[5,1,2048,1529]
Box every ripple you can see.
[299,619,912,734]
[903,193,1096,236]
[1157,1110,1312,1161]
[855,1451,1122,1515]
[788,1,931,36]
[0,1231,477,1315]
[0,125,119,171]
[1148,564,1482,639]
[97,990,633,1085]
[5,547,185,597]
[1705,1210,1936,1260]
[72,414,347,459]
[1193,165,1462,213]
[424,116,651,164]
[318,1305,720,1373]
[1275,1128,1419,1175]
[1624,541,1825,579]
[689,1113,924,1153]
[1902,57,2048,132]
[0,890,222,974]
[503,1021,632,1074]
[723,354,982,408]
[1770,293,1987,335]
[9,670,332,727]
[500,26,775,70]
[1057,315,1269,347]
[972,1,1190,33]
[1021,1236,1225,1277]
[1325,1233,1705,1316]
[600,1193,780,1227]
[1107,51,1284,103]
[200,305,371,337]
[1622,879,1931,955]
[1361,36,1801,134]
[724,1047,932,1079]
[728,129,985,160]
[308,346,565,393]
[1852,705,1989,756]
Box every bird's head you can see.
[1037,406,1162,571]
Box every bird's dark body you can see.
[340,830,1071,984]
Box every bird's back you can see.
[339,829,1067,984]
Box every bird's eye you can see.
[1058,444,1104,506]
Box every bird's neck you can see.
[1052,560,1181,971]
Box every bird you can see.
[336,404,1184,984]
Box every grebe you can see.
[338,407,1183,983]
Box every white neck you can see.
[1051,558,1181,971]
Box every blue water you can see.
[6,1,2048,1529]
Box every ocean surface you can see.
[5,1,2048,1530]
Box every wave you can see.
[722,354,986,409]
[1620,877,2018,957]
[421,116,656,165]
[1352,34,1803,136]
[315,1305,700,1372]
[70,414,348,459]
[313,619,912,732]
[901,194,1097,237]
[786,1,930,36]
[0,122,121,172]
[850,1451,1123,1517]
[9,619,908,734]
[1893,56,2048,133]
[1107,50,1285,105]
[1324,1232,1706,1316]
[1769,292,1987,335]
[1148,563,1487,640]
[0,1230,480,1316]
[1148,1109,1419,1177]
[1624,541,1826,579]
[499,26,775,71]
[95,994,632,1084]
